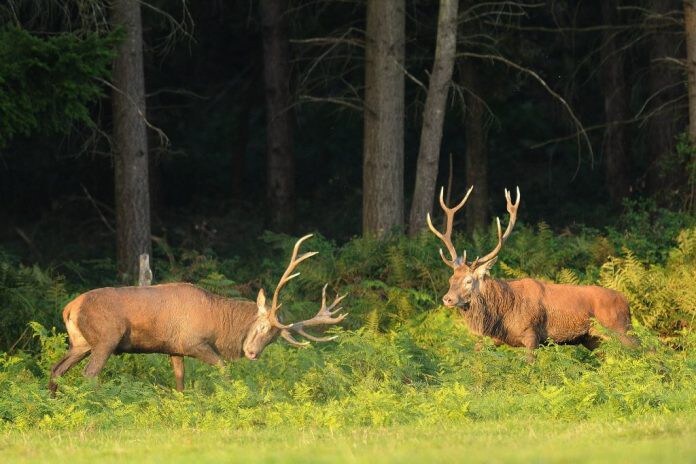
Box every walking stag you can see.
[49,234,346,393]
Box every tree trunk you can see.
[112,0,151,283]
[363,0,405,236]
[408,0,459,236]
[647,0,682,193]
[685,0,696,143]
[460,61,488,233]
[600,0,631,205]
[260,0,295,232]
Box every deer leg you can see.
[593,304,641,348]
[521,330,539,363]
[49,346,91,395]
[618,333,640,348]
[610,315,640,348]
[475,336,505,352]
[190,344,224,367]
[580,333,603,351]
[190,344,229,383]
[170,355,185,392]
[83,343,117,379]
[591,324,640,348]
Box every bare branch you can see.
[298,95,363,112]
[97,78,170,148]
[81,184,115,233]
[531,95,688,149]
[458,52,594,166]
[140,0,195,56]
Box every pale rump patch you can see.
[66,317,89,348]
[64,295,90,349]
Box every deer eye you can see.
[463,277,472,284]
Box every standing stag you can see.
[427,187,638,358]
[49,235,346,393]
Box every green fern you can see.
[498,261,528,279]
[364,309,381,334]
[556,268,580,285]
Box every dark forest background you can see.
[1,0,695,279]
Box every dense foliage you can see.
[0,207,694,434]
[2,202,694,350]
[1,312,694,431]
[0,27,117,147]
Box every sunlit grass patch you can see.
[2,413,695,464]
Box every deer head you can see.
[242,234,347,360]
[427,187,520,309]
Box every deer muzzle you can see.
[442,292,458,307]
[443,291,470,309]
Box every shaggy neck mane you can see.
[463,278,519,340]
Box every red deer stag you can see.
[49,235,346,393]
[427,187,637,358]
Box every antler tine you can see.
[440,184,473,214]
[284,284,348,342]
[269,234,318,329]
[426,214,455,268]
[501,186,520,242]
[426,186,473,268]
[320,284,348,315]
[477,187,521,266]
[294,327,338,342]
[279,329,310,347]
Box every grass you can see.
[2,413,695,463]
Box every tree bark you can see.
[363,0,405,237]
[647,0,682,193]
[685,0,696,143]
[260,0,295,232]
[408,0,459,236]
[112,0,151,283]
[600,0,631,205]
[460,61,488,233]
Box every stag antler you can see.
[426,186,473,268]
[268,234,318,329]
[280,284,348,346]
[474,187,520,267]
[267,235,348,345]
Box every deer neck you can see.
[463,278,514,339]
[214,299,259,359]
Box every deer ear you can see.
[256,289,268,315]
[474,257,497,278]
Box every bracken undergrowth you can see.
[0,206,695,431]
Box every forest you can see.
[1,0,696,462]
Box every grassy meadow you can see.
[4,414,696,463]
[1,206,696,462]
